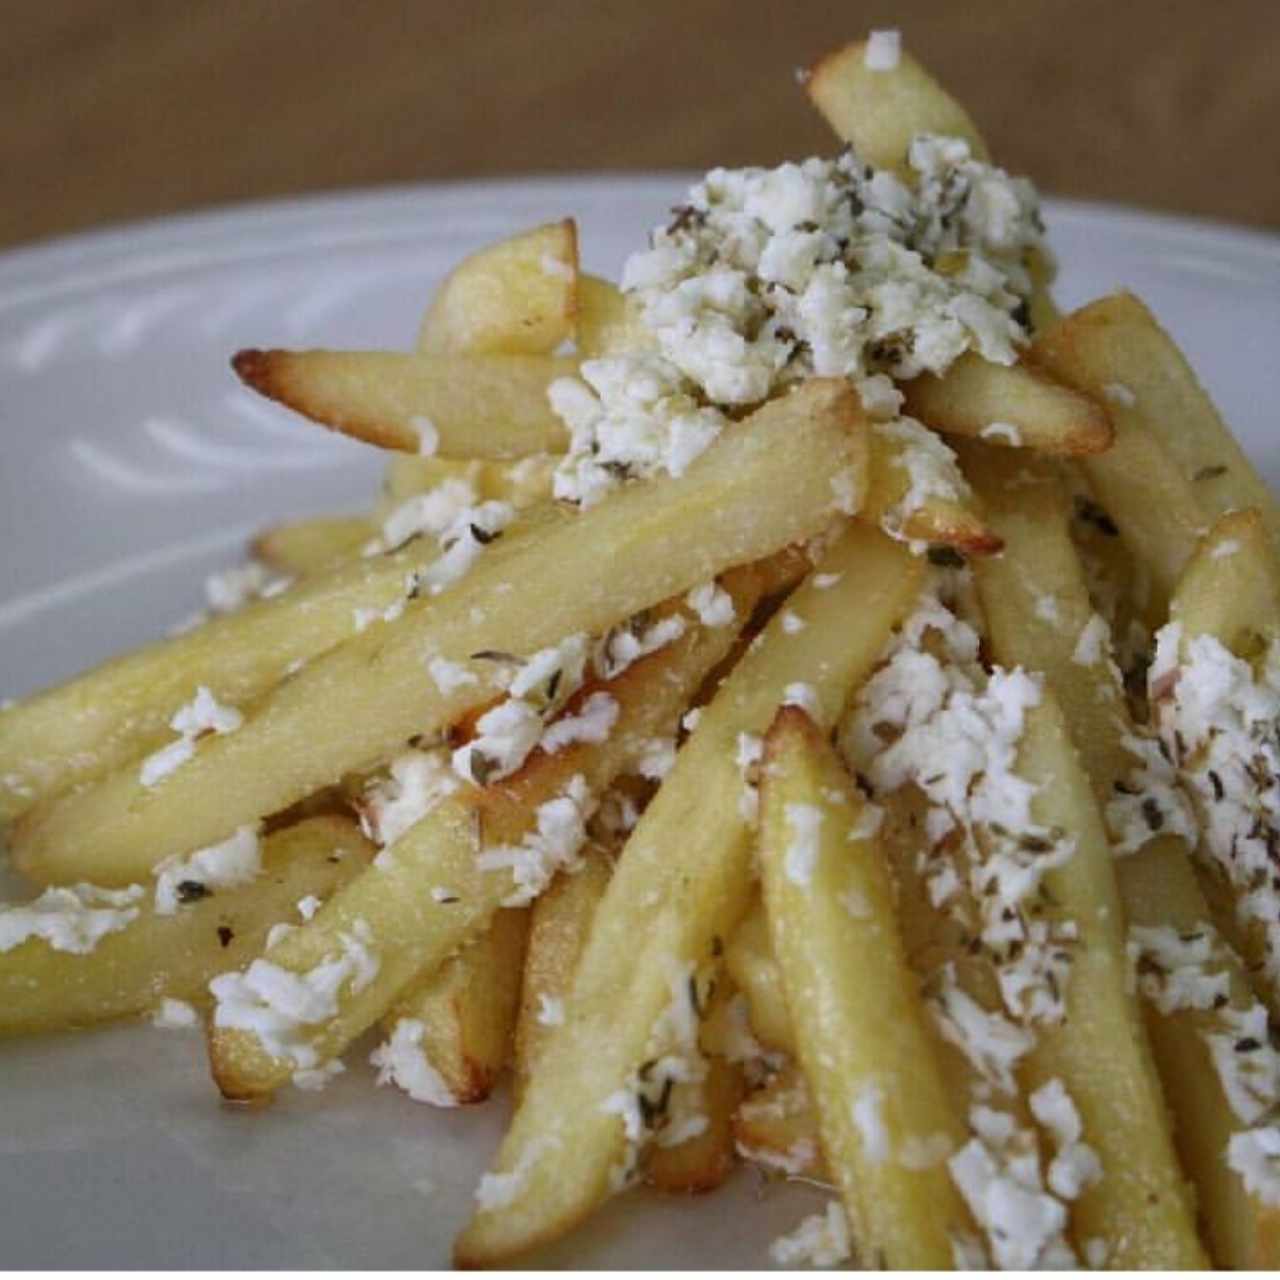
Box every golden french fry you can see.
[232,348,576,457]
[1044,293,1280,550]
[251,515,377,577]
[0,536,445,822]
[732,1063,827,1180]
[804,39,990,172]
[759,707,972,1267]
[14,380,866,887]
[207,570,766,1099]
[454,525,925,1267]
[644,1052,743,1195]
[514,852,612,1095]
[722,898,795,1056]
[418,219,578,356]
[379,906,529,1104]
[902,353,1112,457]
[0,816,370,1036]
[1031,297,1210,598]
[575,275,653,358]
[863,423,1002,555]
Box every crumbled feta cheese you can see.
[685,581,736,628]
[782,681,821,718]
[536,993,566,1027]
[140,686,243,787]
[205,561,292,614]
[634,735,677,781]
[209,919,379,1071]
[453,700,544,786]
[370,1017,459,1107]
[293,1059,345,1091]
[875,418,971,540]
[1033,593,1060,625]
[296,894,322,921]
[1028,1078,1103,1201]
[152,825,259,915]
[681,707,704,734]
[375,476,478,553]
[1071,612,1110,666]
[1103,382,1136,408]
[0,883,144,955]
[1128,925,1231,1016]
[979,421,1022,445]
[361,747,459,848]
[781,610,806,634]
[1205,1002,1280,1125]
[151,997,199,1029]
[540,692,619,753]
[813,572,842,590]
[863,28,901,71]
[427,656,478,695]
[410,415,439,456]
[413,500,515,596]
[929,965,1035,1094]
[769,1201,851,1268]
[596,613,687,679]
[1228,1126,1280,1205]
[476,775,593,906]
[852,1080,890,1163]
[354,596,408,633]
[784,802,823,887]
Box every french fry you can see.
[0,816,370,1036]
[0,536,447,821]
[901,352,1113,457]
[251,515,377,577]
[864,425,1002,555]
[1031,297,1211,598]
[575,275,653,358]
[207,569,766,1099]
[514,851,613,1095]
[965,446,1264,1264]
[379,906,529,1105]
[1041,293,1280,551]
[417,220,578,356]
[732,1063,827,1180]
[644,1051,744,1196]
[760,707,973,1267]
[14,380,866,886]
[722,897,795,1056]
[454,524,925,1267]
[804,39,990,173]
[232,348,576,457]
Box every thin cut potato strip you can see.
[1037,292,1280,552]
[454,525,925,1267]
[759,707,973,1267]
[1031,297,1210,598]
[378,906,529,1105]
[965,447,1270,1266]
[0,535,449,822]
[805,39,990,171]
[722,898,795,1055]
[0,816,370,1036]
[13,380,866,887]
[644,1050,743,1196]
[207,571,765,1099]
[514,852,612,1096]
[251,515,377,578]
[418,219,578,356]
[902,352,1113,456]
[232,348,576,457]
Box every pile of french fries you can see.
[4,32,1280,1270]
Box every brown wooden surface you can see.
[3,0,1278,251]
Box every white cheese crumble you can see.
[297,894,322,921]
[535,993,566,1027]
[539,692,619,753]
[634,735,677,781]
[781,610,806,634]
[427,656,478,694]
[410,415,439,455]
[768,1201,852,1268]
[209,918,379,1071]
[1210,538,1241,560]
[205,561,292,614]
[875,417,971,543]
[685,580,736,628]
[152,825,260,915]
[1071,612,1110,666]
[353,596,407,633]
[813,572,842,589]
[852,1080,890,1163]
[370,1017,459,1107]
[361,747,459,850]
[1028,1077,1103,1201]
[0,883,144,955]
[476,774,594,906]
[979,420,1022,445]
[412,499,515,596]
[151,997,199,1029]
[863,27,902,71]
[139,685,243,787]
[1228,1126,1280,1206]
[596,612,687,679]
[784,802,824,887]
[782,681,822,718]
[1150,626,1280,986]
[475,1136,561,1212]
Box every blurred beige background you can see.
[4,0,1278,250]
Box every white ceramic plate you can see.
[1,178,1277,1268]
